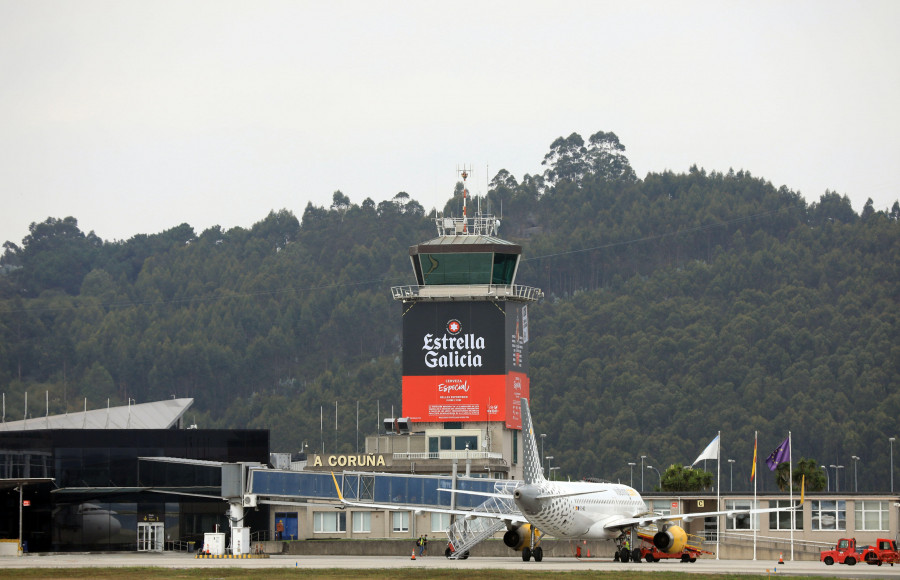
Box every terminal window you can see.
[352,512,371,533]
[725,500,756,530]
[769,500,802,530]
[431,513,450,532]
[392,512,409,533]
[811,500,845,531]
[855,501,889,531]
[314,511,346,533]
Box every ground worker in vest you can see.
[276,519,284,540]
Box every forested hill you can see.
[2,131,898,492]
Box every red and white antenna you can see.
[460,168,468,233]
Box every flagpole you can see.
[753,430,757,561]
[789,431,794,562]
[716,430,721,560]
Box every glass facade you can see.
[0,429,268,552]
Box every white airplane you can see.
[334,397,803,562]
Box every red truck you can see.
[821,537,899,566]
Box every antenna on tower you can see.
[457,165,472,233]
[437,165,500,237]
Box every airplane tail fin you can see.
[519,398,546,485]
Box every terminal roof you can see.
[410,234,521,255]
[0,398,193,431]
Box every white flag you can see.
[692,434,720,466]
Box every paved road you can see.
[1,553,897,577]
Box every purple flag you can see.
[765,435,791,471]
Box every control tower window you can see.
[492,253,517,285]
[420,253,493,285]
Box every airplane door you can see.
[137,522,165,552]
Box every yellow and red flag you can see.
[750,437,757,481]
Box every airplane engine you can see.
[652,524,687,554]
[503,524,542,551]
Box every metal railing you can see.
[446,483,522,558]
[393,451,505,461]
[165,539,198,552]
[391,284,543,303]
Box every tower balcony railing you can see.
[393,451,506,462]
[391,284,543,303]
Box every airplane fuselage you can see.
[514,481,645,539]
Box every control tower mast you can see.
[392,168,543,479]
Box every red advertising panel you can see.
[402,302,529,428]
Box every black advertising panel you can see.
[402,302,506,376]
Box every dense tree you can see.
[0,133,897,495]
[660,464,714,492]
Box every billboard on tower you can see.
[402,301,529,428]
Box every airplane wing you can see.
[602,475,807,532]
[330,473,528,524]
[602,502,801,532]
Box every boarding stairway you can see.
[446,481,522,559]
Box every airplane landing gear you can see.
[521,523,543,561]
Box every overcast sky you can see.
[2,0,898,244]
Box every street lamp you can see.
[549,466,560,480]
[822,466,830,492]
[851,456,860,493]
[830,465,844,493]
[546,456,554,480]
[888,437,896,493]
[727,459,735,492]
[647,465,661,490]
[627,462,636,488]
[540,434,547,477]
[641,455,647,492]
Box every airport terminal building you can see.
[0,398,268,552]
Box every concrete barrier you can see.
[256,538,611,558]
[0,539,22,557]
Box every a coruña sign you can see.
[311,454,387,468]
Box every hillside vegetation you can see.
[2,131,898,493]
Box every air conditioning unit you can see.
[384,417,411,434]
[243,494,257,507]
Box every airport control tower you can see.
[388,169,543,480]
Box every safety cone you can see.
[411,551,416,560]
[778,552,784,564]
